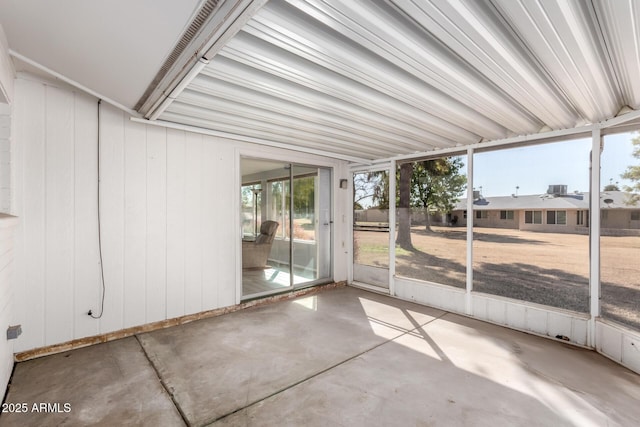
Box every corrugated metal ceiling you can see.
[154,0,640,162]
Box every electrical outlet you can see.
[6,325,22,340]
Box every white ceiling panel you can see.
[244,1,507,138]
[185,78,440,152]
[388,0,581,128]
[284,0,543,132]
[196,60,451,145]
[491,0,622,122]
[2,0,640,162]
[0,0,203,107]
[594,0,640,109]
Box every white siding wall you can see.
[12,76,347,353]
[0,102,10,213]
[596,320,640,374]
[0,21,13,213]
[0,23,13,104]
[0,23,16,397]
[395,279,590,347]
[0,215,18,397]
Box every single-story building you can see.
[451,188,640,234]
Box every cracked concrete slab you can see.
[3,287,639,427]
[212,313,640,427]
[137,287,445,426]
[0,337,185,427]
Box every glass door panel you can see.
[241,159,332,297]
[241,183,262,239]
[291,165,332,286]
[241,159,291,297]
[353,170,390,288]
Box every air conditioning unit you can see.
[473,190,481,200]
[547,185,567,195]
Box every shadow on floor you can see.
[2,287,640,427]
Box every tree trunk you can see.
[424,207,433,232]
[396,162,413,249]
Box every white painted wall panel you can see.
[472,294,487,318]
[201,138,218,311]
[123,119,147,328]
[597,321,623,364]
[596,320,640,374]
[486,298,506,325]
[547,312,572,340]
[0,102,11,213]
[622,333,640,374]
[146,125,167,322]
[44,85,75,346]
[505,304,526,330]
[166,130,186,318]
[396,277,590,348]
[572,318,588,347]
[472,293,589,346]
[214,142,238,308]
[525,307,548,333]
[99,104,126,334]
[12,76,347,353]
[15,78,46,350]
[184,133,204,315]
[394,277,465,313]
[73,94,100,339]
[353,264,388,288]
[0,24,13,104]
[0,215,18,398]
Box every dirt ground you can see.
[354,226,640,330]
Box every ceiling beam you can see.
[141,0,269,119]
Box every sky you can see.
[470,131,638,198]
[354,131,639,208]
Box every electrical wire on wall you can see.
[89,99,106,319]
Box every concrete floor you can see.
[2,286,640,426]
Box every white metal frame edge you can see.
[465,147,474,315]
[588,128,602,347]
[388,159,396,296]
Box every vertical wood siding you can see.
[0,103,11,212]
[0,216,18,397]
[12,79,239,352]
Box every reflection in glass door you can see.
[241,160,291,297]
[353,170,390,288]
[290,166,332,284]
[241,158,332,298]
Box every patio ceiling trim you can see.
[141,0,269,119]
[130,117,373,164]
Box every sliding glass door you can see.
[241,158,332,298]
